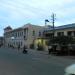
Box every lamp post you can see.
[45,19,49,26]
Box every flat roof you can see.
[44,23,75,32]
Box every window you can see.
[20,42,22,46]
[24,35,26,40]
[21,32,23,36]
[24,29,26,34]
[15,33,17,37]
[57,32,64,36]
[39,31,41,36]
[18,32,19,37]
[32,30,35,36]
[67,31,72,36]
[57,32,61,36]
[20,32,21,36]
[61,32,64,36]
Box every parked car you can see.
[65,64,75,75]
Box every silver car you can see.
[65,64,75,75]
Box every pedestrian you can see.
[23,45,27,54]
[48,45,52,54]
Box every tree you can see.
[48,36,74,55]
[49,36,73,45]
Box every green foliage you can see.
[48,36,73,45]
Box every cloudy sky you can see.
[0,0,75,36]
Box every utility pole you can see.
[51,13,56,41]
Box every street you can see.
[0,47,75,75]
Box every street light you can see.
[45,19,49,26]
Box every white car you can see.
[65,64,75,75]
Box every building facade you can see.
[0,37,4,46]
[44,23,75,38]
[4,23,44,49]
[4,23,75,51]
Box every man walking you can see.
[48,45,52,54]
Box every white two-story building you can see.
[4,23,45,49]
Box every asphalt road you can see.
[0,47,75,75]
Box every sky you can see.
[0,0,75,36]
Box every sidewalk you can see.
[30,49,75,60]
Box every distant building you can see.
[0,37,4,46]
[4,23,44,49]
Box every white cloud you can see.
[0,0,74,20]
[0,0,39,20]
[0,0,75,28]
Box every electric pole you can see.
[51,13,56,41]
